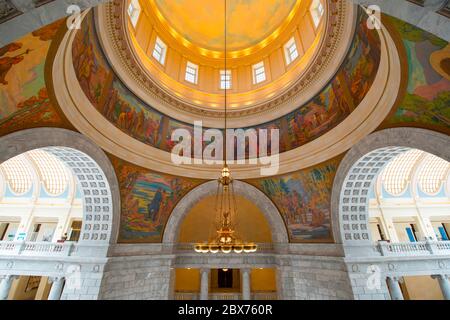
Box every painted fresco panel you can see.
[385,16,450,129]
[112,157,203,243]
[0,21,64,133]
[247,158,340,242]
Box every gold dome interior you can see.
[127,0,327,111]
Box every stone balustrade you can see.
[2,240,450,259]
[209,293,243,300]
[174,291,277,300]
[377,240,450,256]
[251,291,278,300]
[0,241,75,257]
[174,292,199,300]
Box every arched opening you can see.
[163,180,288,245]
[178,195,273,244]
[332,128,450,300]
[368,149,450,244]
[164,180,285,300]
[367,149,450,300]
[174,195,277,300]
[332,128,450,245]
[0,128,120,300]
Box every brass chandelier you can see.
[194,0,257,255]
[194,166,257,254]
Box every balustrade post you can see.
[66,243,75,256]
[14,241,26,255]
[377,241,390,256]
[425,239,438,254]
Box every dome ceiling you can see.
[97,0,356,119]
[153,0,297,52]
[51,1,402,179]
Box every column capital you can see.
[387,276,403,283]
[0,275,18,281]
[432,274,450,281]
[241,268,251,274]
[48,276,65,284]
[200,268,210,275]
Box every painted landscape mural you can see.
[247,158,340,242]
[0,20,65,135]
[278,11,380,150]
[111,156,203,243]
[72,10,381,155]
[384,15,450,130]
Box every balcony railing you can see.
[174,292,199,300]
[174,292,277,300]
[210,293,242,300]
[0,241,75,257]
[377,240,450,256]
[251,291,278,300]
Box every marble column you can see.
[241,269,251,300]
[432,274,450,300]
[200,269,210,300]
[0,275,16,300]
[48,277,65,300]
[387,276,404,300]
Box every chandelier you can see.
[194,0,257,255]
[194,166,257,254]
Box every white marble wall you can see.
[98,256,174,300]
[0,255,108,300]
[277,255,354,300]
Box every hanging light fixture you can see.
[194,0,257,255]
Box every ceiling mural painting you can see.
[71,9,381,155]
[0,20,66,135]
[383,15,450,131]
[153,0,297,51]
[111,155,204,243]
[113,150,340,244]
[246,157,341,242]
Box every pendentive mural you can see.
[247,158,340,242]
[383,15,450,130]
[0,20,66,135]
[71,10,381,155]
[111,156,203,243]
[112,153,339,243]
